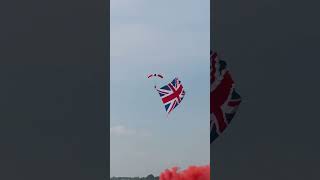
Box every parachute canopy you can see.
[147,73,163,79]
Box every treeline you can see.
[110,174,159,180]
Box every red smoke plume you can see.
[160,165,210,180]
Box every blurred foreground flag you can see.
[210,50,241,143]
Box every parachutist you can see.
[148,74,185,114]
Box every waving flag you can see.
[156,77,186,114]
[211,50,241,143]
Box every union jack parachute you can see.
[156,77,186,114]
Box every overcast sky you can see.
[111,0,210,177]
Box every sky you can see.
[110,0,210,177]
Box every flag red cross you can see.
[162,84,183,104]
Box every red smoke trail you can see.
[160,165,210,180]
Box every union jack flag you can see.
[211,50,241,143]
[156,77,186,114]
